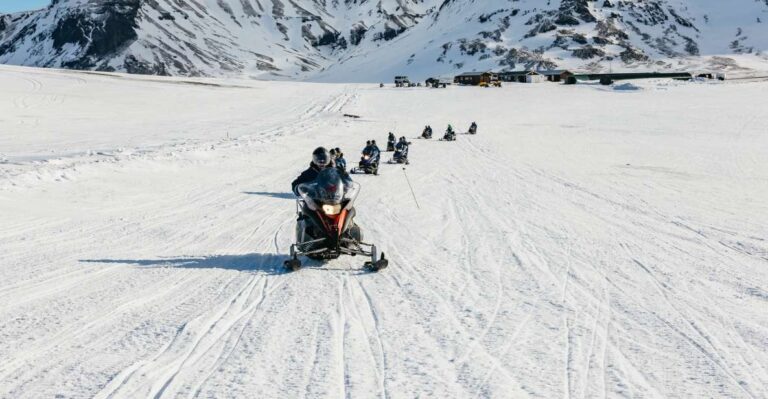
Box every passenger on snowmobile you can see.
[334,147,347,171]
[443,124,456,141]
[371,140,381,153]
[284,167,388,272]
[469,122,478,134]
[422,125,433,139]
[387,132,396,152]
[292,147,351,196]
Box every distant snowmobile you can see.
[421,126,433,139]
[468,122,477,135]
[351,146,380,175]
[442,125,456,141]
[389,137,410,164]
[386,132,396,152]
[285,168,388,272]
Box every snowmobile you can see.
[421,126,433,139]
[351,148,380,175]
[386,134,396,152]
[468,123,477,135]
[284,168,388,272]
[389,147,409,164]
[388,142,410,164]
[441,127,456,141]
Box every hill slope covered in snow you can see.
[1,0,767,81]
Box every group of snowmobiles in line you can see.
[284,121,478,273]
[421,121,477,141]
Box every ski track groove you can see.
[187,276,273,398]
[4,271,233,397]
[621,242,757,398]
[344,277,385,398]
[352,278,389,399]
[148,276,265,399]
[92,274,248,399]
[337,274,349,399]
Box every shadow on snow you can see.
[81,253,290,274]
[242,191,295,199]
[80,254,373,274]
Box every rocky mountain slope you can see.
[1,0,767,81]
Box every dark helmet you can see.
[372,140,377,145]
[329,148,337,158]
[366,140,371,146]
[335,147,342,155]
[312,146,331,168]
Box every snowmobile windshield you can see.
[298,168,345,205]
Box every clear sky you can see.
[0,0,50,13]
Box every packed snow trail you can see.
[1,66,767,398]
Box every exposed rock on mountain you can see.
[1,0,766,81]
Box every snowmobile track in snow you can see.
[1,67,767,398]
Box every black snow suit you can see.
[291,161,352,196]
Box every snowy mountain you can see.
[1,0,767,81]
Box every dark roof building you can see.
[575,72,693,85]
[498,70,542,83]
[454,72,497,85]
[538,69,575,82]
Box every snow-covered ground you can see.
[1,65,767,398]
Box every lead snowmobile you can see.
[284,168,388,272]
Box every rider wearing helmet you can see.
[334,147,347,171]
[292,147,351,195]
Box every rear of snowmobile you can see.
[285,170,388,272]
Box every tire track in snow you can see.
[337,274,349,399]
[350,278,389,399]
[621,243,758,398]
[149,277,267,398]
[0,270,220,396]
[101,272,292,398]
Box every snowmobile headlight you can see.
[363,155,370,160]
[322,204,342,215]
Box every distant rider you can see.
[333,147,347,171]
[396,136,409,151]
